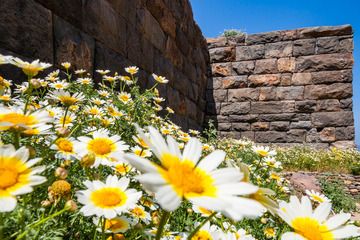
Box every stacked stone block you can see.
[206,25,355,148]
[0,0,210,130]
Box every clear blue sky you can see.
[190,0,359,147]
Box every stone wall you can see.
[206,25,355,148]
[0,0,209,130]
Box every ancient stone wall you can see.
[0,0,209,130]
[206,25,355,148]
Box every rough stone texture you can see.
[206,25,354,148]
[0,0,210,131]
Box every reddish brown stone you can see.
[248,74,280,87]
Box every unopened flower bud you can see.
[30,78,42,89]
[57,127,70,137]
[41,200,52,207]
[55,167,68,179]
[80,153,96,167]
[50,180,71,198]
[65,200,77,212]
[26,146,36,159]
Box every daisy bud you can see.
[41,200,52,207]
[65,200,77,212]
[30,78,42,89]
[50,180,71,198]
[55,167,68,179]
[80,153,96,167]
[187,208,193,213]
[261,217,268,224]
[57,127,70,137]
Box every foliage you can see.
[276,146,360,174]
[221,29,246,37]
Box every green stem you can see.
[13,131,20,148]
[101,217,106,240]
[23,79,32,114]
[155,211,171,240]
[16,208,67,240]
[62,107,69,127]
[187,212,216,240]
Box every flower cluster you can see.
[0,53,358,240]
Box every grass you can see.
[276,146,360,174]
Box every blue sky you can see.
[190,0,359,146]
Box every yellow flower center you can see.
[192,230,212,240]
[104,218,128,232]
[115,164,131,174]
[256,150,268,157]
[0,168,19,189]
[22,64,42,76]
[198,207,213,216]
[311,194,325,203]
[131,206,146,218]
[159,154,216,198]
[56,138,73,153]
[59,96,77,106]
[54,83,64,89]
[91,188,127,208]
[88,138,114,156]
[119,95,130,102]
[291,217,334,240]
[59,115,72,125]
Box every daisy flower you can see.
[61,62,71,69]
[124,125,265,220]
[93,216,132,233]
[133,135,149,149]
[278,196,360,240]
[74,69,86,75]
[0,144,46,212]
[234,229,255,240]
[49,90,85,107]
[0,104,53,134]
[77,77,93,85]
[98,90,110,98]
[76,175,141,219]
[189,222,222,239]
[152,73,169,84]
[118,92,132,104]
[131,146,152,158]
[264,227,276,238]
[114,162,133,175]
[49,80,70,90]
[166,107,174,114]
[130,205,151,224]
[75,130,129,167]
[51,137,77,160]
[96,69,110,75]
[55,112,76,128]
[192,205,217,217]
[125,66,139,75]
[305,189,331,203]
[252,145,276,158]
[84,105,103,118]
[11,57,51,77]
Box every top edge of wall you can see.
[207,24,353,48]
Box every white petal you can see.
[325,213,351,230]
[189,196,228,211]
[197,150,225,172]
[124,153,157,173]
[11,185,33,195]
[217,182,258,196]
[331,225,360,239]
[135,173,167,185]
[281,232,306,240]
[147,126,169,159]
[312,202,331,222]
[212,168,243,184]
[0,196,17,212]
[154,185,181,211]
[166,135,182,159]
[182,138,202,164]
[13,147,29,163]
[25,158,42,168]
[300,196,312,216]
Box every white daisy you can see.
[305,190,331,203]
[76,175,141,219]
[93,216,132,233]
[11,57,51,76]
[125,66,139,75]
[152,73,169,84]
[252,145,276,158]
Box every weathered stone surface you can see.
[319,127,336,142]
[295,100,317,112]
[265,41,293,58]
[255,131,286,143]
[232,61,255,74]
[340,98,352,109]
[280,73,292,86]
[229,114,258,122]
[206,102,221,115]
[259,87,276,101]
[221,76,248,89]
[246,31,282,44]
[270,121,289,131]
[218,122,232,131]
[293,39,316,56]
[211,62,234,77]
[288,173,321,193]
[295,53,353,72]
[254,59,277,74]
[292,73,312,85]
[248,74,280,87]
[330,141,355,149]
[207,37,227,48]
[209,47,235,63]
[236,45,265,61]
[277,57,296,73]
[94,42,130,73]
[54,16,95,72]
[207,89,227,102]
[241,131,255,140]
[304,83,352,99]
[311,70,352,84]
[293,113,311,121]
[316,99,341,111]
[259,113,296,122]
[251,101,283,114]
[335,126,355,140]
[0,0,53,62]
[251,122,270,131]
[228,88,259,102]
[298,25,352,38]
[316,37,353,54]
[232,123,251,131]
[282,100,295,113]
[287,129,306,143]
[312,112,354,128]
[221,102,250,115]
[276,86,304,100]
[290,121,312,129]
